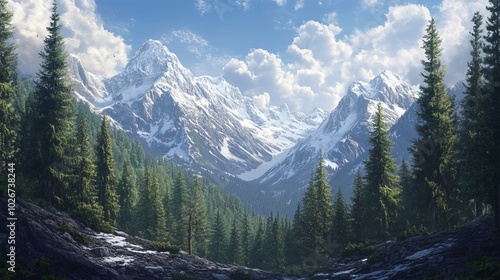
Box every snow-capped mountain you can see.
[67,40,327,176]
[253,70,420,206]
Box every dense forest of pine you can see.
[1,0,499,274]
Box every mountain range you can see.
[68,39,425,215]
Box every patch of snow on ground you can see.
[103,256,134,265]
[333,269,354,276]
[95,233,142,248]
[405,248,434,260]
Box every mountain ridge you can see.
[67,39,327,177]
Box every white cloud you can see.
[294,0,304,10]
[437,0,488,86]
[253,92,271,110]
[196,0,211,14]
[274,0,287,6]
[7,0,130,77]
[362,0,380,8]
[224,1,486,113]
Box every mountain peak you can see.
[125,39,180,78]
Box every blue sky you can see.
[95,0,439,75]
[7,0,489,112]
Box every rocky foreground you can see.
[0,198,282,279]
[1,198,499,279]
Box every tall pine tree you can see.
[185,176,208,255]
[411,18,459,232]
[117,161,136,232]
[73,115,96,205]
[172,169,188,247]
[228,218,243,265]
[364,104,399,240]
[25,1,76,205]
[0,0,17,181]
[350,170,365,244]
[96,115,119,224]
[332,187,349,250]
[460,12,487,217]
[209,210,227,263]
[299,154,334,257]
[482,0,500,230]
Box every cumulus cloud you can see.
[437,0,488,85]
[7,0,130,77]
[223,0,486,113]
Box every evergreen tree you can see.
[364,104,399,240]
[240,210,253,265]
[96,115,119,224]
[350,170,365,244]
[209,210,227,263]
[24,1,75,205]
[299,154,334,257]
[172,170,188,247]
[249,218,265,268]
[289,202,304,264]
[332,187,349,250]
[482,0,500,230]
[117,161,136,232]
[399,159,416,227]
[228,218,243,265]
[0,0,17,180]
[411,18,459,232]
[185,176,208,255]
[135,166,167,240]
[460,11,486,217]
[73,115,96,205]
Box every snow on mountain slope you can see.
[68,40,327,175]
[257,70,420,194]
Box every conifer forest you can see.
[1,0,500,275]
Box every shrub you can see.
[150,241,181,254]
[398,225,429,241]
[342,242,379,259]
[70,202,114,233]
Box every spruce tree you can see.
[332,187,349,250]
[399,159,416,227]
[460,11,486,217]
[117,161,136,232]
[149,168,167,241]
[350,170,365,244]
[411,18,459,232]
[299,154,334,257]
[289,202,304,264]
[228,218,243,265]
[96,115,119,224]
[0,0,17,180]
[209,210,227,263]
[240,211,253,265]
[172,169,188,247]
[249,218,265,268]
[73,115,96,206]
[364,104,399,240]
[482,0,500,229]
[185,176,208,255]
[26,1,75,205]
